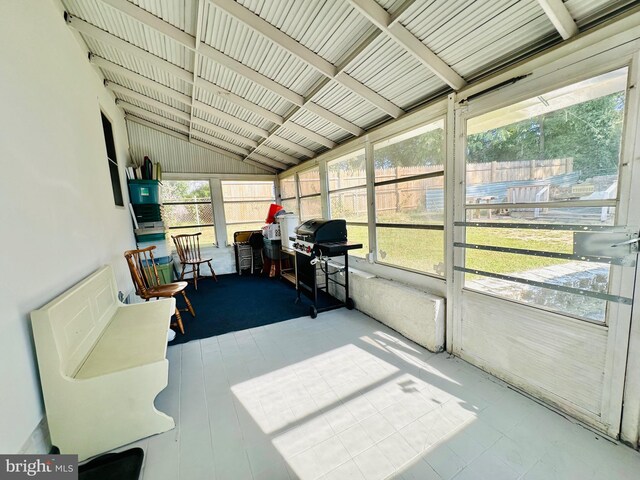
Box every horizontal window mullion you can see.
[299,193,321,199]
[167,224,215,230]
[375,223,444,231]
[223,199,275,204]
[225,220,264,225]
[374,170,444,188]
[345,221,368,227]
[464,199,617,210]
[328,184,367,194]
[455,221,627,231]
[454,242,629,266]
[455,266,631,306]
[163,201,212,205]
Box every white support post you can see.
[319,161,329,219]
[365,140,377,263]
[210,179,229,247]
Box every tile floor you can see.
[126,309,640,479]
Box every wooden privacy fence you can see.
[322,158,573,216]
[466,158,573,184]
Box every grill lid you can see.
[295,218,347,243]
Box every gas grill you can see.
[292,219,363,318]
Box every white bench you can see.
[31,265,176,461]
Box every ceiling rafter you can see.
[68,6,348,165]
[207,0,404,119]
[125,115,252,164]
[193,100,270,137]
[95,54,277,145]
[269,135,315,159]
[118,102,249,156]
[93,54,284,126]
[536,0,579,40]
[242,158,277,174]
[249,153,288,170]
[107,81,190,122]
[105,81,262,149]
[188,0,205,141]
[280,121,336,149]
[93,56,192,105]
[346,0,466,90]
[253,145,300,165]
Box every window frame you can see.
[371,117,447,278]
[161,179,217,247]
[326,149,368,258]
[296,165,322,222]
[221,179,276,242]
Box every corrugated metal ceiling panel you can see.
[195,87,277,131]
[191,124,252,149]
[200,4,323,95]
[235,0,379,65]
[127,120,266,174]
[198,57,293,116]
[63,0,194,70]
[565,0,636,24]
[274,129,324,151]
[345,35,441,110]
[192,109,263,142]
[261,139,306,159]
[129,0,199,36]
[310,82,385,128]
[190,132,250,158]
[102,70,190,111]
[84,38,193,96]
[400,0,558,79]
[290,110,351,143]
[117,96,189,125]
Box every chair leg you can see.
[194,264,199,290]
[179,264,186,281]
[173,307,185,334]
[182,291,195,317]
[207,261,217,281]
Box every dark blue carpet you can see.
[168,273,339,346]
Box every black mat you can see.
[168,273,341,346]
[79,448,143,480]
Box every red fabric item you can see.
[265,203,283,223]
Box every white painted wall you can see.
[0,0,135,453]
[329,268,445,353]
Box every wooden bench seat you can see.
[31,265,176,461]
[74,300,171,379]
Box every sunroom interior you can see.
[3,0,640,479]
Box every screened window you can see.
[373,120,446,276]
[460,68,628,322]
[327,150,368,257]
[279,175,298,215]
[222,180,275,242]
[162,180,216,246]
[297,166,321,222]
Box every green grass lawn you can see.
[346,223,574,277]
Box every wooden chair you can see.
[172,233,217,290]
[124,246,195,334]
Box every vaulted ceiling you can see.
[61,0,636,172]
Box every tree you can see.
[374,128,444,169]
[466,91,625,181]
